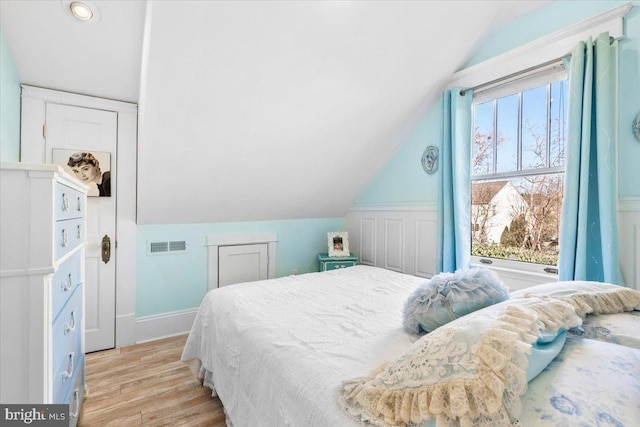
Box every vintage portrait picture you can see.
[53,149,112,197]
[327,231,349,257]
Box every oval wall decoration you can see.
[421,146,439,175]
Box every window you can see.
[470,67,567,269]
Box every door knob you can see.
[102,234,111,264]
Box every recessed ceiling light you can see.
[69,1,94,21]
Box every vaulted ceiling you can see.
[0,0,549,224]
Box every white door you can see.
[45,103,116,352]
[218,244,268,287]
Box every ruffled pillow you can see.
[402,267,509,334]
[341,285,640,427]
[341,295,582,427]
[510,280,640,315]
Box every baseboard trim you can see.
[116,313,136,348]
[135,308,198,344]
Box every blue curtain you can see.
[437,88,473,273]
[558,32,624,285]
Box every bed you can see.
[181,265,640,427]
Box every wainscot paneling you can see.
[634,225,639,290]
[384,219,404,272]
[359,218,377,266]
[415,220,437,278]
[346,204,437,278]
[619,198,640,290]
[347,199,638,291]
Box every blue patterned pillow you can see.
[342,295,583,426]
[402,267,509,334]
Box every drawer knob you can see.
[64,311,76,335]
[61,229,68,247]
[77,196,82,212]
[61,273,73,292]
[77,224,82,239]
[62,193,70,212]
[62,352,74,383]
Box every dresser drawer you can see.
[323,260,357,271]
[54,351,84,411]
[52,251,82,321]
[66,357,84,427]
[52,351,80,403]
[52,287,82,402]
[54,218,85,261]
[55,182,85,222]
[318,253,359,272]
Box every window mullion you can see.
[517,92,523,171]
[492,99,498,174]
[546,83,552,167]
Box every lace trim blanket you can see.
[340,286,640,427]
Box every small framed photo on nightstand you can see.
[328,231,349,257]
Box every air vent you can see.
[147,240,188,256]
[169,240,186,251]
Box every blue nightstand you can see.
[318,253,359,271]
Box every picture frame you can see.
[327,231,349,257]
[52,149,112,197]
[421,145,439,175]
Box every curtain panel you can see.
[558,32,624,285]
[437,89,473,274]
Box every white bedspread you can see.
[182,266,640,427]
[182,266,425,427]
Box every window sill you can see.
[471,256,558,292]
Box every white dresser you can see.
[0,163,87,425]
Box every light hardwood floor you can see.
[79,335,226,426]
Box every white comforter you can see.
[182,266,425,427]
[182,266,640,427]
